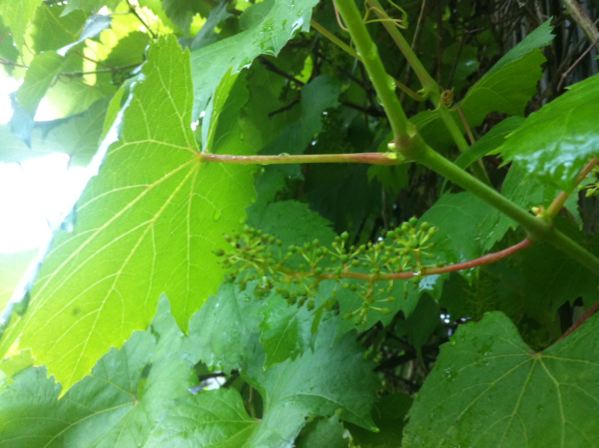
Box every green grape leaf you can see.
[0,20,18,67]
[1,37,255,391]
[0,101,106,165]
[259,294,312,367]
[189,284,378,444]
[248,200,336,247]
[459,20,554,127]
[296,416,347,448]
[246,317,378,446]
[0,0,41,49]
[103,31,149,68]
[190,0,318,114]
[404,295,440,352]
[161,0,206,34]
[31,4,87,53]
[497,74,599,190]
[0,300,197,447]
[40,75,113,121]
[454,116,524,169]
[403,311,599,447]
[34,100,108,166]
[188,284,261,373]
[57,13,113,56]
[348,394,412,448]
[145,389,259,447]
[201,70,239,151]
[327,279,422,332]
[421,192,510,262]
[190,1,231,50]
[263,75,341,155]
[16,52,65,110]
[501,165,579,223]
[12,52,65,137]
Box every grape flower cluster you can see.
[216,218,438,324]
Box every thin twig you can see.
[267,99,300,117]
[311,19,358,58]
[557,38,599,91]
[258,57,305,86]
[127,0,157,38]
[312,18,424,101]
[59,62,141,78]
[0,57,27,69]
[341,100,386,117]
[546,157,598,219]
[456,106,476,144]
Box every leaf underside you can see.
[1,37,256,390]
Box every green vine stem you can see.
[365,0,490,182]
[333,0,599,275]
[365,0,437,96]
[198,151,401,165]
[333,0,414,143]
[416,145,599,275]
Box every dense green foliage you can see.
[0,0,598,446]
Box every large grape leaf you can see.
[1,37,256,390]
[403,312,599,447]
[497,74,599,190]
[0,290,374,447]
[0,0,41,49]
[246,316,377,446]
[0,301,200,447]
[190,0,319,114]
[188,284,378,445]
[459,20,554,127]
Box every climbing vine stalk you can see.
[332,0,599,275]
[333,0,414,143]
[366,0,490,181]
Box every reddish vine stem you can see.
[318,238,532,281]
[198,152,400,165]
